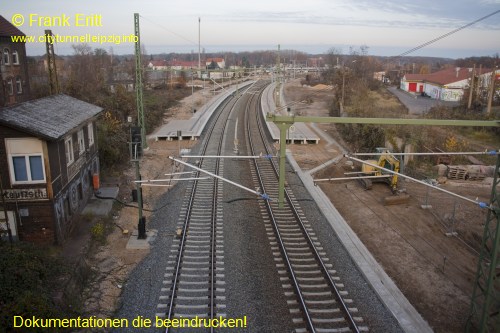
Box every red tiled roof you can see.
[169,60,198,67]
[0,15,25,37]
[149,60,168,67]
[206,57,224,63]
[405,67,494,85]
[403,74,428,82]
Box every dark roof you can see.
[0,94,103,140]
[0,15,25,37]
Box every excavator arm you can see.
[378,150,400,193]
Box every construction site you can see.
[281,78,498,332]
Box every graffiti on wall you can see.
[429,87,463,101]
[54,156,99,241]
[441,89,463,102]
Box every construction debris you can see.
[446,165,494,181]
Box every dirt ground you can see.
[283,78,494,332]
[74,78,494,332]
[71,85,207,320]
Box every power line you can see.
[139,14,200,47]
[397,9,500,58]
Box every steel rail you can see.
[247,90,316,332]
[251,83,361,333]
[165,94,236,333]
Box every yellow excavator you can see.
[355,148,410,205]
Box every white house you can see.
[205,57,225,69]
[147,60,168,70]
[401,67,499,102]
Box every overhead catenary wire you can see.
[181,154,275,159]
[139,14,200,47]
[396,9,500,57]
[351,151,499,156]
[134,177,209,183]
[169,156,270,200]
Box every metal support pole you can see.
[277,122,292,208]
[468,153,500,332]
[135,159,146,239]
[134,13,147,150]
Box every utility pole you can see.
[134,13,147,150]
[133,13,146,239]
[45,29,60,95]
[486,65,497,115]
[198,17,201,76]
[468,64,476,110]
[275,44,281,109]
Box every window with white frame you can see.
[11,155,45,182]
[77,129,85,155]
[12,50,19,65]
[88,123,94,146]
[3,48,10,65]
[6,138,46,184]
[15,77,22,94]
[65,136,74,165]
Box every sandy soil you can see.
[283,78,493,332]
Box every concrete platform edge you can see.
[286,151,433,333]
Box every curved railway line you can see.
[154,79,368,332]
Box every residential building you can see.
[401,67,500,102]
[0,15,31,106]
[169,60,198,70]
[0,94,103,244]
[205,57,225,69]
[147,60,168,70]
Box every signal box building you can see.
[0,94,103,244]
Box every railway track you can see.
[245,83,367,333]
[155,79,367,332]
[155,88,246,331]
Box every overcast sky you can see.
[2,0,500,58]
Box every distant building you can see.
[0,15,31,106]
[169,60,198,70]
[205,57,225,69]
[401,67,500,102]
[0,94,103,244]
[109,71,134,93]
[147,60,168,70]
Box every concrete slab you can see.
[261,83,320,144]
[154,81,255,141]
[387,86,459,115]
[286,151,432,333]
[125,229,158,250]
[82,187,119,216]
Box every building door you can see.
[409,82,417,92]
[0,211,18,241]
[419,85,424,93]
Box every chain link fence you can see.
[403,178,489,254]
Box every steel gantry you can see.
[266,113,500,332]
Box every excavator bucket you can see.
[383,194,410,206]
